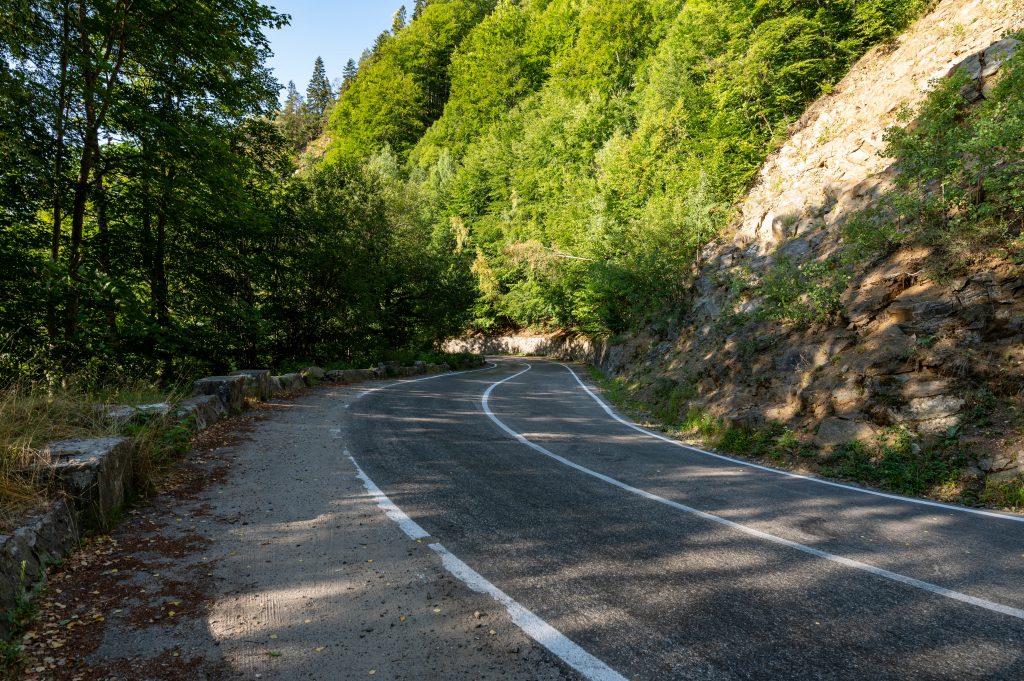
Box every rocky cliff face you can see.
[601,0,1024,492]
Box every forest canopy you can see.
[0,0,932,382]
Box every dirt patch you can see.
[11,408,257,680]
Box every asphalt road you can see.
[342,359,1024,681]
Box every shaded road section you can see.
[343,360,1024,680]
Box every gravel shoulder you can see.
[16,380,574,680]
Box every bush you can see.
[843,47,1024,268]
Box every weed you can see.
[756,255,848,325]
[963,387,997,427]
[821,429,967,497]
[1,561,42,677]
[981,476,1024,510]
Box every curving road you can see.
[341,359,1024,681]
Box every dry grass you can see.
[0,379,185,531]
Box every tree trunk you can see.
[47,0,71,348]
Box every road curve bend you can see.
[341,359,1024,681]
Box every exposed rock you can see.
[175,394,228,432]
[902,395,965,421]
[860,325,916,376]
[193,375,246,414]
[898,378,952,399]
[231,369,272,401]
[831,383,866,416]
[47,438,134,531]
[815,418,879,447]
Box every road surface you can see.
[342,359,1024,681]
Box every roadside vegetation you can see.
[587,367,1024,511]
[843,43,1024,271]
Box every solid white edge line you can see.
[353,362,501,400]
[347,449,627,681]
[556,361,1024,524]
[431,544,628,681]
[349,452,430,541]
[483,363,1024,622]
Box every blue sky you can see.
[264,1,400,98]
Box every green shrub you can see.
[843,47,1024,268]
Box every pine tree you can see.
[393,5,408,33]
[305,57,333,119]
[278,80,309,150]
[412,0,427,21]
[283,80,301,116]
[340,59,358,95]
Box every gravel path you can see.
[18,382,574,680]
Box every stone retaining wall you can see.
[0,357,473,639]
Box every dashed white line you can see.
[346,450,627,681]
[482,363,1024,622]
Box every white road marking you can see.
[349,452,430,541]
[353,363,500,401]
[347,450,627,681]
[554,362,1024,524]
[483,363,1024,622]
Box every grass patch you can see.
[981,477,1024,511]
[820,429,968,498]
[0,378,186,530]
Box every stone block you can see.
[103,403,171,425]
[47,438,134,531]
[325,368,376,384]
[275,373,306,391]
[231,370,272,401]
[193,375,246,414]
[0,501,78,639]
[175,394,227,432]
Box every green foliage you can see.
[328,0,496,161]
[0,0,478,385]
[756,255,849,325]
[821,429,968,497]
[397,0,929,332]
[843,47,1024,268]
[982,476,1024,511]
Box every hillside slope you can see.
[565,0,1023,506]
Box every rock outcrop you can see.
[600,0,1024,484]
